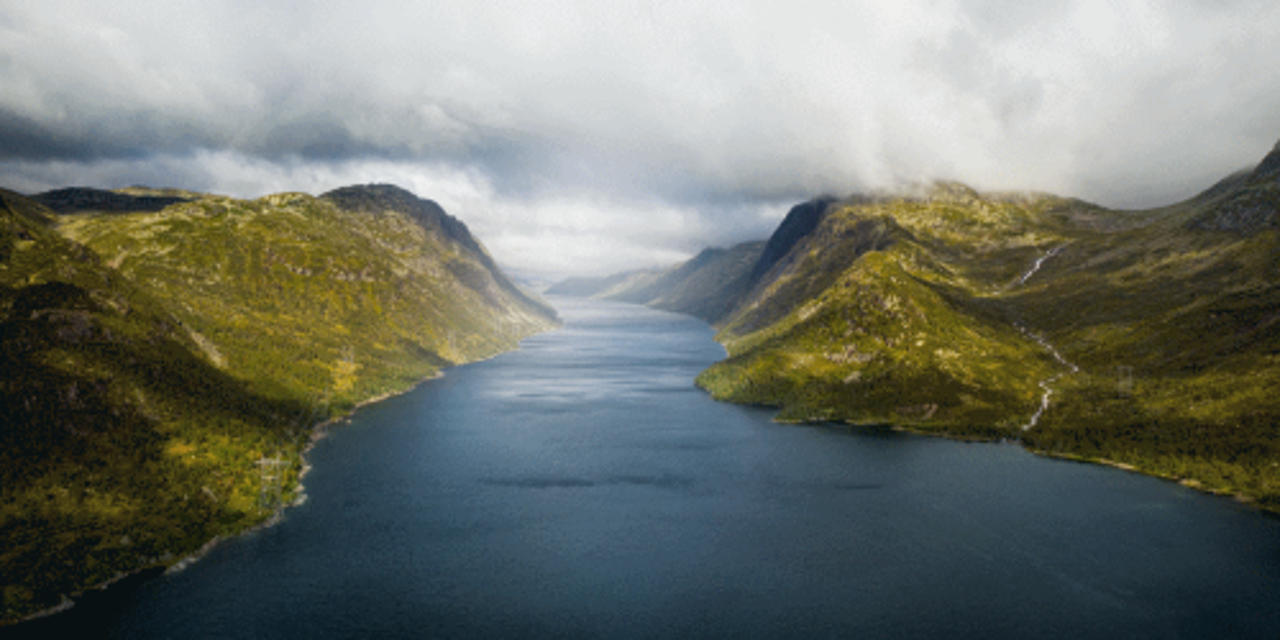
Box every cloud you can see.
[0,149,782,278]
[3,0,1280,274]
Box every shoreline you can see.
[1024,448,1278,516]
[9,318,561,627]
[705,389,1278,516]
[7,372,443,627]
[8,356,481,626]
[827,413,1277,516]
[293,371,445,489]
[695,356,1275,516]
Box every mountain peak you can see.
[322,183,476,249]
[321,184,445,218]
[1189,140,1280,232]
[1253,139,1280,182]
[751,196,836,282]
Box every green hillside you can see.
[1,185,557,623]
[568,142,1280,511]
[697,144,1280,509]
[700,187,1071,434]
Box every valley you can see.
[5,140,1279,628]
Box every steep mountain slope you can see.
[750,197,838,282]
[697,144,1280,509]
[1009,148,1280,502]
[545,269,655,298]
[2,189,313,623]
[2,185,557,623]
[700,187,1068,433]
[57,184,557,412]
[548,243,765,324]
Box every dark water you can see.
[20,298,1280,638]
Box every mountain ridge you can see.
[2,184,557,624]
[553,140,1280,511]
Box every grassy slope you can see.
[59,187,557,412]
[1016,157,1280,507]
[696,163,1280,508]
[2,189,313,621]
[699,188,1067,435]
[2,186,557,623]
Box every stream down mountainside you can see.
[1013,246,1080,431]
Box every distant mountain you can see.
[637,243,765,323]
[321,184,556,319]
[548,243,765,324]
[1,184,557,624]
[546,269,658,298]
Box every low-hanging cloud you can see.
[3,0,1280,276]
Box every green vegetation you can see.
[700,190,1068,436]
[1,185,557,624]
[572,144,1280,512]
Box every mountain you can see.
[576,141,1280,511]
[750,196,838,282]
[1,185,557,624]
[547,243,766,324]
[1188,140,1280,231]
[701,154,1280,508]
[56,184,556,410]
[546,269,660,298]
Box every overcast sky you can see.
[3,1,1280,278]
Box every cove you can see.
[17,297,1280,639]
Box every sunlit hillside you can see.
[1,185,557,623]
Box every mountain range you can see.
[6,139,1278,624]
[552,139,1280,512]
[1,184,557,623]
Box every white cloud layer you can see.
[3,0,1280,276]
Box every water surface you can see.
[24,298,1280,638]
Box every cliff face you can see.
[2,185,557,623]
[750,197,836,282]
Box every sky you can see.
[3,1,1280,278]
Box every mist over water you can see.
[23,298,1280,638]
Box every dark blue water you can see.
[21,298,1280,638]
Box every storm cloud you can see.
[3,0,1280,277]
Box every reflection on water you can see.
[23,297,1280,639]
